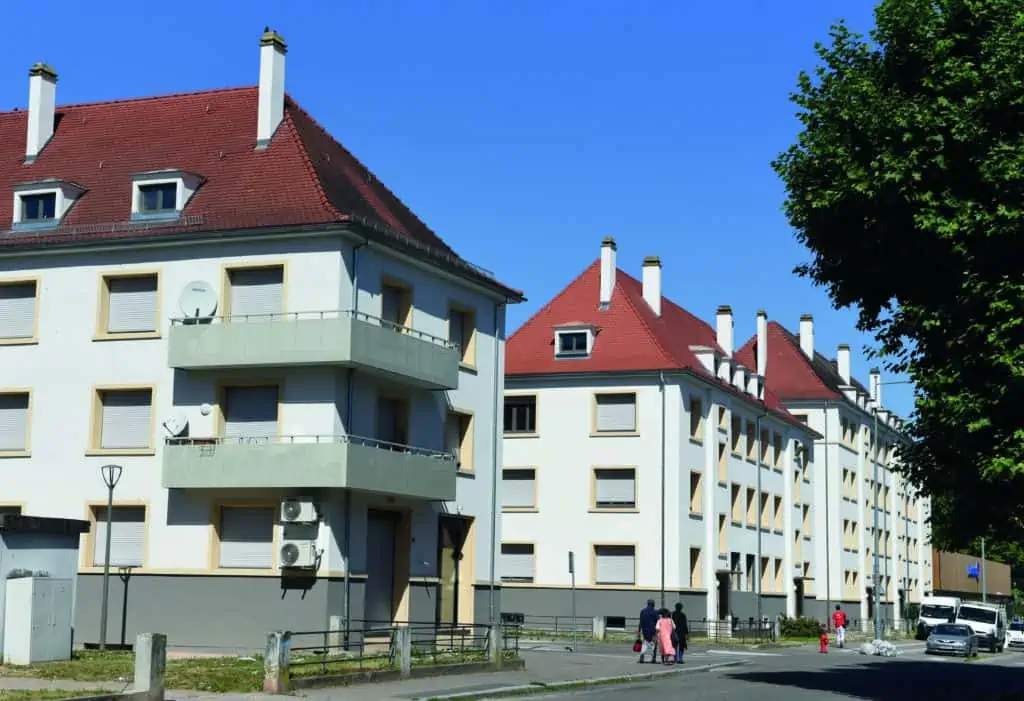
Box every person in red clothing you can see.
[832,605,848,648]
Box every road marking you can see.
[708,649,781,657]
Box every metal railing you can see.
[501,613,775,643]
[164,433,456,460]
[169,308,457,350]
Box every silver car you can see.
[926,623,978,658]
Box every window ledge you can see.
[11,220,60,231]
[93,331,162,342]
[86,448,156,457]
[590,431,640,438]
[459,362,478,374]
[502,508,538,514]
[591,582,637,588]
[688,437,704,446]
[209,568,281,577]
[504,433,539,440]
[689,512,703,520]
[730,520,743,527]
[456,469,475,478]
[0,338,38,346]
[0,450,31,459]
[589,507,639,514]
[131,211,181,222]
[717,481,727,487]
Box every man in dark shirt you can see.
[672,603,689,662]
[637,599,659,663]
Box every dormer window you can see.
[130,170,203,221]
[554,324,594,359]
[140,183,177,213]
[11,179,85,230]
[22,193,56,221]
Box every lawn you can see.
[0,691,115,701]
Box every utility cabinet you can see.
[3,577,74,664]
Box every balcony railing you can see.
[165,432,456,460]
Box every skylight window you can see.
[139,183,177,213]
[21,193,56,221]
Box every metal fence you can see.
[501,613,776,643]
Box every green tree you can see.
[773,0,1024,546]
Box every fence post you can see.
[328,614,344,652]
[263,631,292,694]
[489,625,503,667]
[133,633,166,701]
[396,627,412,677]
[774,615,781,641]
[592,616,605,641]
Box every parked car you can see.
[1006,621,1024,650]
[926,623,979,658]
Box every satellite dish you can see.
[179,281,218,322]
[162,411,189,437]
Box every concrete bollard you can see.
[488,625,503,667]
[773,615,781,641]
[133,633,166,701]
[395,627,412,677]
[263,631,292,694]
[592,616,606,641]
[328,614,344,652]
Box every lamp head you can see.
[101,464,123,489]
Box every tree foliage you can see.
[773,0,1024,546]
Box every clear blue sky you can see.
[1,0,914,417]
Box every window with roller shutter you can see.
[594,393,636,433]
[222,386,279,441]
[593,468,636,509]
[97,389,153,450]
[0,393,29,452]
[227,267,283,320]
[218,506,274,569]
[501,469,536,510]
[91,506,146,567]
[594,544,635,585]
[105,275,158,334]
[500,543,534,582]
[0,281,37,340]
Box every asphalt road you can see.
[525,642,1024,700]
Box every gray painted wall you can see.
[499,587,706,625]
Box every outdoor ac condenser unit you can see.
[280,497,318,523]
[279,540,317,569]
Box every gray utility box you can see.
[3,577,74,664]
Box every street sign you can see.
[968,562,980,579]
[568,551,575,574]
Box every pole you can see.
[659,372,666,609]
[873,408,881,641]
[755,412,766,626]
[568,551,576,652]
[981,538,987,604]
[822,401,832,622]
[487,301,505,632]
[99,482,115,650]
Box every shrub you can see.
[779,616,824,638]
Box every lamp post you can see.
[99,464,123,651]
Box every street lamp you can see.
[99,464,123,651]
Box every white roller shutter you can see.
[107,276,158,333]
[92,506,146,567]
[219,506,274,569]
[595,394,636,432]
[502,469,536,509]
[594,469,635,508]
[229,267,283,319]
[594,545,635,585]
[0,282,36,339]
[0,393,29,451]
[223,386,278,440]
[100,390,152,449]
[500,544,534,582]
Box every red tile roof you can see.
[506,259,812,432]
[0,86,520,298]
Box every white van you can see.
[916,596,960,640]
[955,602,1007,653]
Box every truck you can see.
[916,595,961,640]
[955,601,1007,653]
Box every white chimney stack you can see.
[641,256,662,317]
[756,309,768,378]
[799,314,814,360]
[870,368,882,407]
[599,237,616,308]
[257,28,287,148]
[25,63,57,163]
[837,344,851,384]
[716,306,734,357]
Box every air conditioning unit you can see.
[279,540,317,569]
[715,553,730,572]
[280,498,318,523]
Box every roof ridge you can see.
[615,269,679,367]
[0,85,256,116]
[280,107,345,220]
[508,260,600,342]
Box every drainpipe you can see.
[823,400,832,623]
[487,300,506,631]
[755,409,768,626]
[659,372,667,608]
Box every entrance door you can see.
[437,517,470,627]
[365,510,398,626]
[795,580,805,618]
[716,572,730,620]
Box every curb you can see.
[420,660,746,701]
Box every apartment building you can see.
[736,318,930,625]
[0,32,522,649]
[498,238,820,625]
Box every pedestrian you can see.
[832,604,848,649]
[671,602,689,662]
[656,608,676,664]
[636,599,659,663]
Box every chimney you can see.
[837,344,851,384]
[756,309,768,378]
[870,367,882,407]
[25,63,57,163]
[257,28,287,148]
[716,306,734,357]
[641,256,662,316]
[599,237,616,308]
[799,314,814,360]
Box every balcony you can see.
[167,310,460,390]
[162,433,457,500]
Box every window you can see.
[803,562,813,594]
[503,395,536,435]
[375,395,409,446]
[139,183,177,213]
[92,506,145,567]
[760,556,771,592]
[746,487,757,526]
[218,506,275,569]
[448,305,477,366]
[99,274,159,336]
[843,520,851,549]
[794,530,802,561]
[502,469,536,510]
[689,547,703,588]
[760,428,770,464]
[0,280,38,342]
[773,433,783,468]
[718,514,727,554]
[556,330,588,357]
[717,442,727,483]
[381,280,412,330]
[774,557,783,593]
[0,392,30,453]
[594,545,635,586]
[0,505,22,516]
[21,193,56,221]
[593,468,636,510]
[500,543,535,583]
[794,467,802,502]
[731,415,742,454]
[773,495,783,531]
[718,406,729,429]
[689,397,704,441]
[222,385,279,441]
[445,410,474,472]
[731,483,742,523]
[745,554,755,592]
[802,505,811,535]
[746,421,756,460]
[791,413,808,425]
[760,493,770,528]
[227,266,284,320]
[594,393,636,433]
[730,553,742,590]
[94,388,153,451]
[689,472,702,514]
